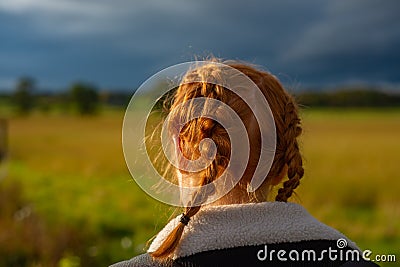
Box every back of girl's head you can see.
[150,59,304,259]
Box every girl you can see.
[112,60,378,267]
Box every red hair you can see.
[150,60,304,259]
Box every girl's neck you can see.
[206,183,270,207]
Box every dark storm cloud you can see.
[282,0,400,85]
[0,0,399,90]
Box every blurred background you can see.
[0,0,399,266]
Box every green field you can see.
[1,108,399,266]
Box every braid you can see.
[150,127,226,259]
[227,62,304,202]
[151,80,229,259]
[275,100,304,202]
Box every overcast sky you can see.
[0,0,399,91]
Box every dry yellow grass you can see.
[4,108,400,266]
[298,109,400,264]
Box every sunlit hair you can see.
[149,59,304,259]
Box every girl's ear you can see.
[271,164,288,185]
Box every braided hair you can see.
[151,65,231,258]
[227,63,304,202]
[150,61,304,259]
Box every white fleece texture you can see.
[148,202,359,259]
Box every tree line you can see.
[6,77,103,115]
[296,88,400,108]
[2,77,400,116]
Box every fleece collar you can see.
[148,202,359,259]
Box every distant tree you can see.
[69,82,99,115]
[13,77,35,114]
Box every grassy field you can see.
[1,108,399,266]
